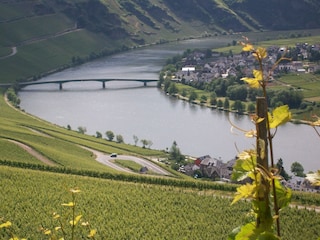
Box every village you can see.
[177,154,320,193]
[171,42,320,193]
[172,42,320,84]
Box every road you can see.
[81,146,171,176]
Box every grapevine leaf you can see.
[232,183,256,205]
[268,105,291,129]
[228,226,241,240]
[258,232,281,240]
[69,215,82,226]
[88,229,97,238]
[241,70,263,88]
[253,47,267,60]
[234,222,280,240]
[273,179,292,209]
[0,221,11,228]
[242,43,254,52]
[70,188,81,194]
[234,221,257,239]
[61,202,75,207]
[232,151,256,181]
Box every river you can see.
[19,37,319,173]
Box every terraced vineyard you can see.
[1,166,320,239]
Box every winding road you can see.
[81,146,171,176]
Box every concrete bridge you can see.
[0,78,158,90]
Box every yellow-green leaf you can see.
[232,150,256,181]
[241,70,263,88]
[69,215,82,226]
[88,229,97,238]
[234,221,256,239]
[253,47,267,60]
[0,221,12,228]
[273,179,292,209]
[70,188,81,194]
[61,202,75,207]
[232,183,256,205]
[242,43,254,52]
[268,105,291,129]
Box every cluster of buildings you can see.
[173,43,320,83]
[179,155,319,193]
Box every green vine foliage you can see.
[229,37,292,240]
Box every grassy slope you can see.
[0,88,168,171]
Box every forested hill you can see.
[1,0,320,82]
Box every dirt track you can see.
[8,139,56,166]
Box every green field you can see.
[0,13,74,46]
[277,73,320,100]
[1,166,320,240]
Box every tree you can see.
[133,135,139,146]
[169,141,185,163]
[189,90,198,102]
[116,134,124,143]
[276,158,290,180]
[140,139,148,148]
[77,126,86,134]
[247,102,255,113]
[168,82,178,95]
[200,94,207,103]
[232,100,245,113]
[223,98,230,110]
[146,140,153,149]
[96,131,102,138]
[291,161,305,177]
[226,85,247,101]
[181,88,187,97]
[217,99,223,108]
[105,130,114,141]
[210,92,217,106]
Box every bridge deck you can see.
[0,78,158,89]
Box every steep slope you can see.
[226,0,320,30]
[1,0,320,82]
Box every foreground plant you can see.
[41,188,96,240]
[229,37,292,239]
[0,220,26,240]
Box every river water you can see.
[19,37,319,172]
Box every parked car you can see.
[110,153,117,158]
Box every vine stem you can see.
[259,57,281,237]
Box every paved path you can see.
[81,146,171,176]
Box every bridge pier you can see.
[144,81,147,87]
[59,83,63,90]
[102,81,106,89]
